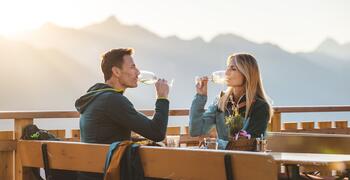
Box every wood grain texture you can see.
[14,119,34,180]
[18,140,278,180]
[267,132,350,154]
[0,131,14,180]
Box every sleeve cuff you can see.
[195,93,207,99]
[157,96,168,100]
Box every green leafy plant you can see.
[225,107,244,137]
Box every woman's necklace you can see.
[229,94,245,116]
[225,94,245,136]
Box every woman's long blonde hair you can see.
[218,53,273,121]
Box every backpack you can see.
[21,124,77,180]
[21,124,59,141]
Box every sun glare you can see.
[0,1,44,36]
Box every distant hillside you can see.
[314,38,350,60]
[0,37,96,110]
[2,16,349,111]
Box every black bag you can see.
[21,124,59,140]
[21,124,77,180]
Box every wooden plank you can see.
[282,128,350,134]
[335,120,348,129]
[318,121,332,129]
[166,127,181,135]
[274,106,350,113]
[139,147,277,180]
[184,126,189,134]
[139,109,190,116]
[14,118,35,180]
[0,111,79,119]
[179,129,214,146]
[267,122,272,131]
[271,112,281,131]
[14,119,33,141]
[168,109,190,116]
[0,131,14,180]
[179,134,200,146]
[71,129,80,139]
[267,132,350,154]
[0,109,190,119]
[48,129,66,139]
[301,121,315,130]
[283,122,298,130]
[270,152,350,169]
[0,140,16,151]
[1,105,350,120]
[57,130,66,139]
[18,140,278,180]
[18,140,108,173]
[0,131,13,139]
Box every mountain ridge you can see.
[1,16,349,111]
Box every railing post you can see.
[335,120,348,129]
[318,121,332,129]
[14,118,35,180]
[0,131,15,180]
[283,122,298,131]
[271,112,281,132]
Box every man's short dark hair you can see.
[101,48,134,81]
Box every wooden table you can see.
[270,152,350,179]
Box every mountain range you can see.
[1,16,349,112]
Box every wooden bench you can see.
[18,140,278,180]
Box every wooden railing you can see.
[1,105,350,180]
[274,106,350,134]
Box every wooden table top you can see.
[270,152,350,168]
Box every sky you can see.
[0,0,348,52]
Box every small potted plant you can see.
[225,107,256,151]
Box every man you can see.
[75,48,169,180]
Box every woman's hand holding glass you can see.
[195,76,209,96]
[195,70,226,96]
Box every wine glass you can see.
[138,70,174,87]
[195,70,226,85]
[210,70,226,84]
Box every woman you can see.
[189,53,273,143]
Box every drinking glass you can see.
[166,135,180,147]
[205,138,219,150]
[138,70,174,87]
[195,70,226,85]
